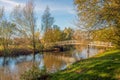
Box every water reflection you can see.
[0,46,101,80]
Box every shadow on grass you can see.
[50,50,120,80]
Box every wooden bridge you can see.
[45,40,114,48]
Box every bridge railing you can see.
[89,41,113,47]
[44,40,114,47]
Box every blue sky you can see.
[0,0,76,30]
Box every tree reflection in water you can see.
[0,47,100,80]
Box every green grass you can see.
[49,50,120,80]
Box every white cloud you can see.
[0,0,19,6]
[0,0,24,12]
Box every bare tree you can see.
[11,0,36,54]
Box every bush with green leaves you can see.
[20,65,47,80]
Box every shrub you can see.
[20,65,47,80]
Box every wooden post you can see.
[87,44,90,58]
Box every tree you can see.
[0,7,16,55]
[74,0,101,31]
[92,27,114,42]
[0,7,4,37]
[99,0,120,48]
[63,27,73,40]
[43,25,63,43]
[41,6,54,32]
[11,0,36,54]
[1,21,16,53]
[0,7,4,20]
[74,0,120,48]
[0,8,4,40]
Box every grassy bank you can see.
[50,50,120,80]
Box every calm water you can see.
[0,46,103,80]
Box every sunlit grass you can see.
[50,50,120,80]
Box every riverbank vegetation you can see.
[0,1,74,57]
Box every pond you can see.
[0,46,104,80]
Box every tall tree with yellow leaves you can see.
[74,0,120,48]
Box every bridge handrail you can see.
[45,40,113,47]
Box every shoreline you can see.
[0,48,68,57]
